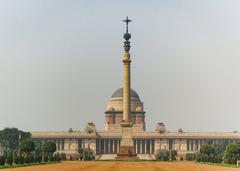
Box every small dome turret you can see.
[106,106,115,112]
[136,106,143,112]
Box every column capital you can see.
[122,59,131,63]
[120,121,133,127]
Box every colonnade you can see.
[96,139,120,154]
[33,138,240,155]
[95,138,155,154]
[134,139,155,154]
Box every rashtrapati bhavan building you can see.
[31,17,240,160]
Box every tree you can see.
[170,150,177,161]
[0,156,5,166]
[43,142,56,155]
[197,144,215,163]
[60,153,66,160]
[224,143,240,164]
[20,140,35,155]
[155,150,170,161]
[213,141,228,158]
[33,140,42,163]
[200,144,215,156]
[78,147,94,161]
[42,141,56,162]
[186,153,196,161]
[0,128,31,151]
[196,143,229,163]
[78,148,84,160]
[53,153,61,162]
[5,150,13,165]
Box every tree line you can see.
[155,150,178,161]
[186,141,240,165]
[0,127,66,167]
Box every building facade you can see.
[31,87,240,159]
[31,18,240,160]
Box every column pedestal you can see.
[115,122,139,160]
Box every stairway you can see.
[137,154,156,160]
[97,154,117,160]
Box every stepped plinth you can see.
[115,121,139,160]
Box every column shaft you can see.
[123,52,131,122]
[150,140,152,154]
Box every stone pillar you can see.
[117,140,119,153]
[150,140,152,154]
[103,140,106,154]
[108,139,111,153]
[98,140,101,154]
[115,140,117,153]
[189,139,191,151]
[140,140,142,154]
[123,52,131,122]
[56,140,58,151]
[136,140,138,154]
[83,139,85,149]
[68,139,71,150]
[144,139,147,154]
[192,139,195,151]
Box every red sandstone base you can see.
[115,146,139,160]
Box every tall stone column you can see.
[116,17,138,160]
[123,52,131,122]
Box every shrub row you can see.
[155,150,177,161]
[0,152,65,166]
[185,153,196,161]
[196,154,222,163]
[0,161,59,169]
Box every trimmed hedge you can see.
[155,150,177,161]
[0,156,5,166]
[0,161,60,169]
[198,162,240,169]
[24,155,34,164]
[6,156,13,165]
[186,153,196,161]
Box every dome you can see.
[136,106,143,112]
[107,106,115,112]
[111,88,140,100]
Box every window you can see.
[96,139,99,154]
[114,139,118,153]
[195,140,199,151]
[169,139,173,150]
[110,139,113,154]
[61,139,65,150]
[146,139,150,154]
[191,139,194,151]
[151,139,155,154]
[105,139,109,154]
[187,139,190,151]
[100,139,104,154]
[142,140,145,154]
[137,140,140,154]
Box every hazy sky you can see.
[0,0,240,132]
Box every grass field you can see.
[2,161,240,171]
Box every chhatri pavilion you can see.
[31,17,240,160]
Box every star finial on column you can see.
[123,17,132,52]
[123,16,132,33]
